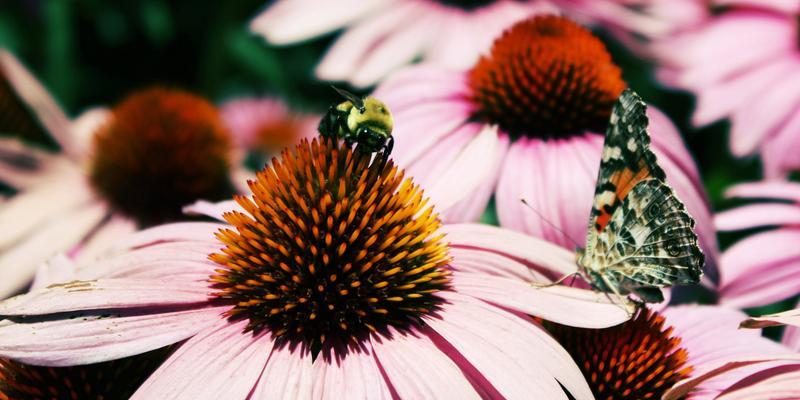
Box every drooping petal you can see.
[725,181,800,202]
[425,291,594,400]
[249,343,313,400]
[312,342,393,400]
[370,326,480,399]
[133,318,273,400]
[30,253,76,290]
[73,216,138,264]
[108,222,225,252]
[0,304,225,366]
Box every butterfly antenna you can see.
[519,198,582,249]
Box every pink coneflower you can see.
[654,1,800,178]
[545,305,793,399]
[715,181,800,308]
[220,97,317,158]
[250,0,557,88]
[0,51,238,298]
[0,138,630,398]
[374,16,718,272]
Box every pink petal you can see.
[370,326,480,399]
[425,291,593,399]
[249,0,388,45]
[183,199,243,222]
[312,342,393,399]
[424,125,500,213]
[717,364,800,400]
[692,57,796,127]
[730,67,800,156]
[0,304,225,366]
[30,254,76,290]
[372,65,471,112]
[70,108,111,158]
[349,13,438,88]
[389,101,474,168]
[108,222,225,252]
[73,216,138,264]
[663,354,800,400]
[713,0,800,14]
[648,107,701,182]
[761,107,800,178]
[725,181,800,202]
[133,318,272,399]
[718,229,800,308]
[442,133,508,222]
[0,50,76,156]
[451,272,631,328]
[73,246,218,288]
[315,2,420,82]
[716,204,800,231]
[0,203,107,299]
[443,223,578,277]
[249,343,313,400]
[0,278,210,316]
[0,171,93,250]
[741,307,800,329]
[448,247,550,282]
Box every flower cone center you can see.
[468,15,626,139]
[89,87,234,226]
[544,309,692,400]
[210,138,451,347]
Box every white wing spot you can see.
[627,138,637,152]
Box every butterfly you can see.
[573,88,704,304]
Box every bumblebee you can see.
[318,87,394,154]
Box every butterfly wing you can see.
[582,89,703,298]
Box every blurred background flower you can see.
[654,1,800,178]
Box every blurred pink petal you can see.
[0,203,107,299]
[29,254,76,290]
[132,318,273,399]
[249,0,388,45]
[726,181,800,202]
[653,5,800,175]
[716,203,800,231]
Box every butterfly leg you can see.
[531,271,580,288]
[599,274,636,317]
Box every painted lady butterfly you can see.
[576,89,704,304]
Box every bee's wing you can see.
[331,86,364,110]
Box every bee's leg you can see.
[599,274,636,316]
[382,136,394,156]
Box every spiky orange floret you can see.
[468,15,626,139]
[0,349,168,400]
[89,87,234,226]
[545,309,692,400]
[209,138,451,346]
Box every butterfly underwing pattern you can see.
[576,89,704,304]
